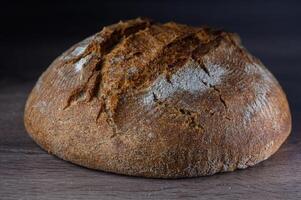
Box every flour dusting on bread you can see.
[143,59,227,105]
[62,36,93,60]
[74,55,92,73]
[243,63,274,123]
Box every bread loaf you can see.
[24,18,291,178]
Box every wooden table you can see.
[0,81,300,200]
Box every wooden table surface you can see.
[0,77,300,200]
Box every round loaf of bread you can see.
[24,18,291,178]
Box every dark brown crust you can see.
[24,18,291,178]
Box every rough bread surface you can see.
[24,18,291,178]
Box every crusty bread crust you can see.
[24,18,291,178]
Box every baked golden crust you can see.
[24,18,291,178]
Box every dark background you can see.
[1,1,301,199]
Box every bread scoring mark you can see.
[142,59,227,105]
[74,54,92,73]
[243,63,275,124]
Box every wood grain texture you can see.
[0,81,300,200]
